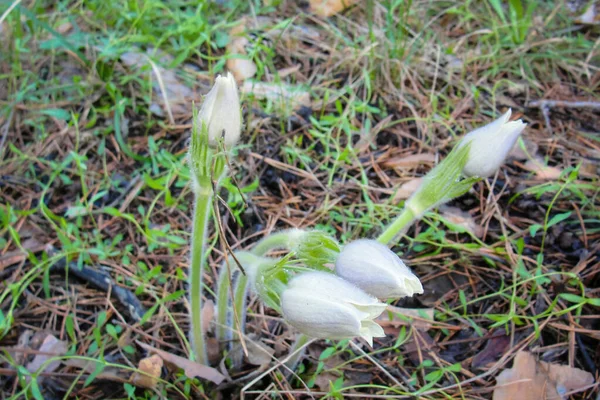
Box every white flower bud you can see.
[335,239,423,300]
[460,109,527,178]
[198,72,241,148]
[281,271,386,346]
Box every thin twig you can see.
[527,100,600,109]
[50,257,147,322]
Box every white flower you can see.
[460,109,527,178]
[281,271,386,346]
[197,72,241,148]
[334,239,423,300]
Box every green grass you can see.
[1,0,599,398]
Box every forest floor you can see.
[0,0,599,399]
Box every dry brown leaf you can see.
[136,341,225,384]
[508,138,539,161]
[493,351,594,400]
[522,158,562,180]
[226,20,257,81]
[377,306,434,331]
[471,331,510,369]
[309,0,361,17]
[314,371,342,391]
[130,354,163,389]
[242,81,311,110]
[120,50,197,118]
[245,339,275,366]
[8,330,33,366]
[575,4,599,25]
[64,358,124,382]
[392,178,422,202]
[440,206,483,238]
[26,334,68,374]
[0,238,50,270]
[227,58,258,82]
[201,299,215,335]
[383,153,436,168]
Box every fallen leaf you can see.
[242,81,311,110]
[26,334,68,374]
[8,329,33,366]
[0,238,50,270]
[137,341,225,384]
[493,351,594,400]
[201,299,215,335]
[130,354,162,389]
[120,49,198,119]
[383,153,436,169]
[315,371,342,391]
[575,4,599,25]
[471,331,511,369]
[522,158,562,180]
[226,20,257,81]
[439,206,484,238]
[56,22,72,34]
[277,65,301,78]
[245,339,275,366]
[309,0,361,17]
[392,178,423,202]
[419,267,469,307]
[65,359,124,382]
[377,306,434,331]
[508,138,539,161]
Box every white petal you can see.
[287,271,381,307]
[335,240,423,299]
[461,109,527,177]
[281,287,362,339]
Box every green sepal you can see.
[293,230,341,269]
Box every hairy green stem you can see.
[190,182,212,364]
[283,333,310,373]
[252,230,301,256]
[216,252,256,345]
[377,207,416,245]
[216,266,234,344]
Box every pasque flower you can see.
[335,239,423,299]
[460,109,527,178]
[197,72,241,148]
[281,271,386,345]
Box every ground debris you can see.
[136,342,225,384]
[521,157,563,180]
[309,0,360,17]
[130,354,162,389]
[25,334,68,376]
[242,80,311,111]
[493,351,595,400]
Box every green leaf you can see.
[559,293,585,304]
[84,362,105,387]
[529,224,542,237]
[30,379,45,400]
[40,108,71,121]
[448,363,462,372]
[97,311,107,328]
[319,347,335,360]
[424,369,443,382]
[140,304,159,325]
[587,298,600,307]
[488,0,507,23]
[547,212,571,228]
[106,324,118,339]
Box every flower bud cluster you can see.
[280,239,422,345]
